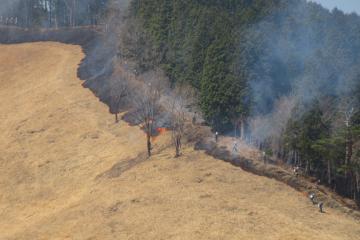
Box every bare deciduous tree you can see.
[168,86,193,157]
[344,106,355,167]
[131,71,164,157]
[109,75,129,123]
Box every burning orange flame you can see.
[157,128,167,135]
[152,128,167,142]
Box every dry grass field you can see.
[0,42,359,240]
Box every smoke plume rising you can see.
[246,0,360,141]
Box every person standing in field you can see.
[232,140,238,153]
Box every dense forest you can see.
[0,0,109,28]
[119,0,360,204]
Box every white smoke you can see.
[246,0,359,141]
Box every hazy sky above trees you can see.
[309,0,360,14]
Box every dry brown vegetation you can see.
[0,42,360,239]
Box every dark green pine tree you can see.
[200,31,249,131]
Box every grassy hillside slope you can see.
[0,42,359,239]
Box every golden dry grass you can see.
[0,42,359,240]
